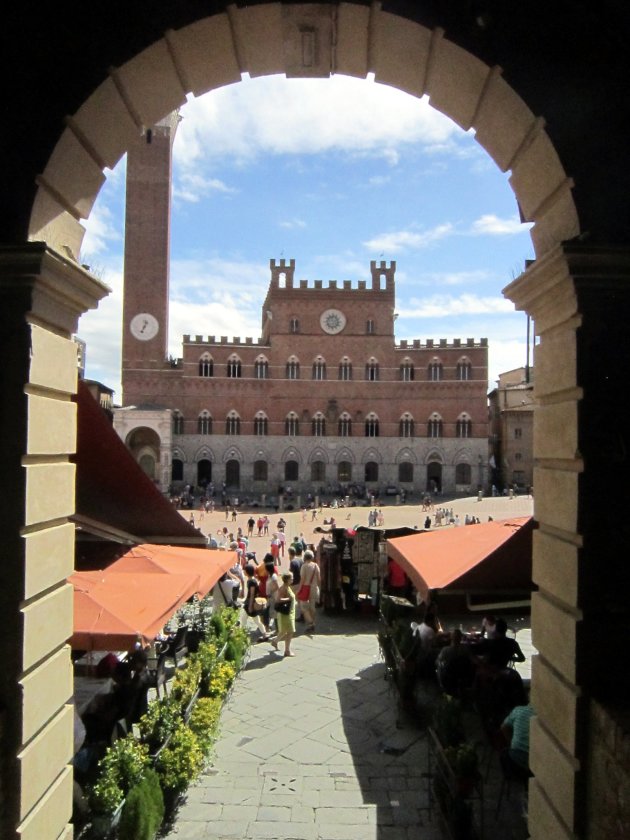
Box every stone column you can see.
[504,243,630,839]
[0,243,108,840]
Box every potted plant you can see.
[188,696,223,755]
[138,698,182,756]
[155,720,204,813]
[443,742,479,796]
[118,769,164,840]
[206,660,237,698]
[89,735,151,834]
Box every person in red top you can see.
[386,558,408,596]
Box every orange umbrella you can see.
[387,517,534,603]
[108,544,237,597]
[69,569,201,650]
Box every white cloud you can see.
[279,218,307,229]
[174,75,461,169]
[401,293,515,319]
[470,213,532,235]
[363,223,454,253]
[80,203,122,257]
[173,173,237,203]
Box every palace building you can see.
[116,119,489,497]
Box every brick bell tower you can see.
[121,112,179,404]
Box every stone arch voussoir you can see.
[28,4,579,265]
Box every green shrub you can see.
[432,695,464,748]
[118,769,164,840]
[155,721,204,794]
[89,735,150,815]
[206,660,237,698]
[170,657,201,710]
[138,698,182,753]
[188,696,223,754]
[207,611,227,645]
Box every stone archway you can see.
[12,6,603,840]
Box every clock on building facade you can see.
[130,312,159,341]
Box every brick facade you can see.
[120,120,489,497]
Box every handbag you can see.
[275,598,291,615]
[296,584,311,602]
[253,596,267,612]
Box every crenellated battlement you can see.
[267,258,396,293]
[396,337,488,350]
[183,335,269,347]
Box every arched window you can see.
[254,357,269,379]
[339,358,352,381]
[366,358,379,381]
[366,319,375,334]
[198,354,213,377]
[338,461,352,482]
[172,458,184,481]
[365,414,379,437]
[285,461,299,482]
[312,357,326,380]
[457,359,472,380]
[290,317,300,334]
[286,357,300,379]
[197,458,212,485]
[227,356,242,378]
[172,411,184,435]
[253,460,268,481]
[428,359,443,381]
[311,461,326,482]
[365,461,379,482]
[254,412,268,436]
[400,359,414,381]
[338,413,352,437]
[285,412,299,436]
[197,411,212,435]
[456,463,472,484]
[312,412,326,436]
[456,414,472,438]
[399,413,414,438]
[428,414,443,438]
[399,462,413,483]
[226,412,240,435]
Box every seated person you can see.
[500,701,536,781]
[481,613,498,638]
[473,618,525,671]
[435,629,475,696]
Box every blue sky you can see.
[78,74,535,401]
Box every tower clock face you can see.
[130,313,159,341]
[320,308,346,335]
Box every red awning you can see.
[69,569,201,651]
[387,517,534,603]
[108,544,237,597]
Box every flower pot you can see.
[90,800,124,837]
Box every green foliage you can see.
[155,721,204,794]
[138,698,182,754]
[206,660,237,698]
[207,610,227,645]
[188,696,223,754]
[170,656,201,710]
[433,695,465,748]
[89,735,151,815]
[118,769,164,840]
[443,742,479,778]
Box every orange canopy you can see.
[386,517,534,603]
[108,544,237,597]
[69,569,202,651]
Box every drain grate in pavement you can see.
[265,776,298,793]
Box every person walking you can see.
[242,563,269,641]
[297,549,320,634]
[270,573,297,657]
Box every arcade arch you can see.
[12,5,605,840]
